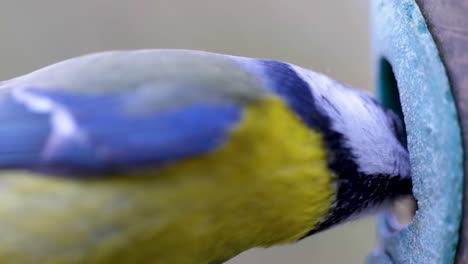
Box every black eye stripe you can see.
[387,109,407,148]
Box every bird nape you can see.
[0,49,411,263]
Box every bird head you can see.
[260,60,412,233]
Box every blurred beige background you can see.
[0,1,374,263]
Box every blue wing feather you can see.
[0,94,49,166]
[0,87,242,173]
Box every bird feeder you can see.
[368,0,467,263]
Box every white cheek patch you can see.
[291,65,410,178]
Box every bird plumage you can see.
[0,50,411,263]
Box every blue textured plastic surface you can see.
[369,0,463,263]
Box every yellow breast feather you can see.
[0,96,334,263]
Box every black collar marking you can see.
[259,60,412,236]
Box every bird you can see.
[0,49,411,263]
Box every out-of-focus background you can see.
[0,1,374,263]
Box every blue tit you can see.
[0,50,411,263]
